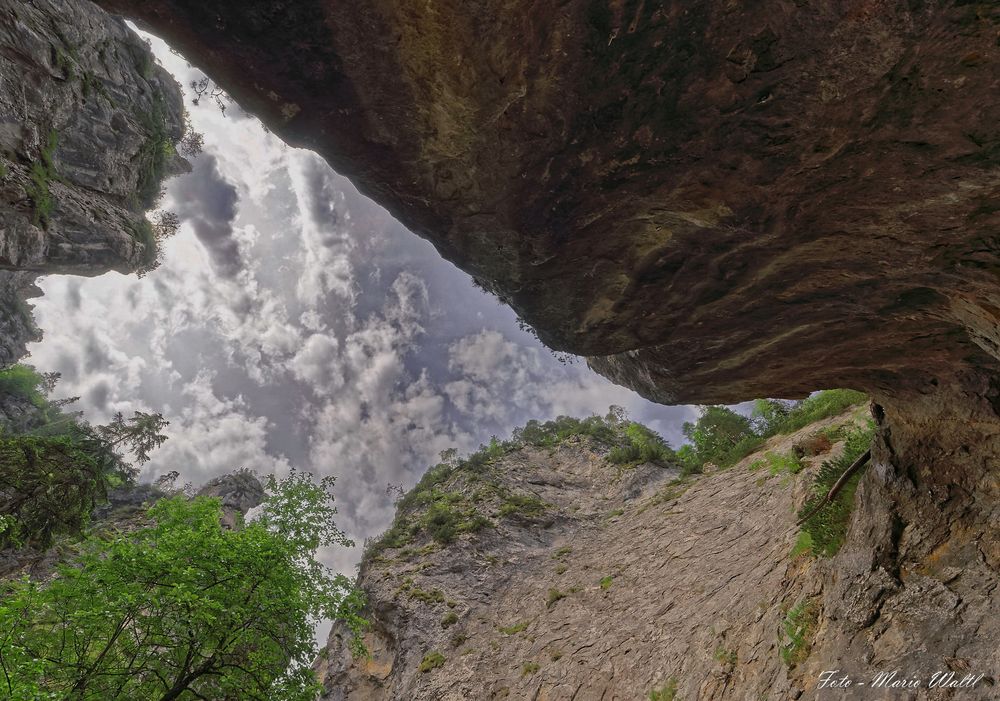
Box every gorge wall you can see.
[81,8,1000,697]
[0,0,186,363]
[317,407,997,699]
[0,1,997,697]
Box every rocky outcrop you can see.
[197,470,268,529]
[86,11,1000,689]
[318,407,999,700]
[0,0,186,362]
[92,0,999,400]
[0,271,40,367]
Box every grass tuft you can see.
[419,651,445,673]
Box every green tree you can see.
[0,434,108,549]
[0,413,169,549]
[94,410,170,479]
[0,472,367,700]
[681,406,754,465]
[750,398,792,436]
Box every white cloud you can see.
[25,31,699,593]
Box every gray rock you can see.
[320,410,1000,700]
[0,0,185,364]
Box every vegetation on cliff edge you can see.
[678,389,866,471]
[364,409,679,561]
[0,365,169,550]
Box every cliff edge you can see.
[314,406,999,700]
[0,0,186,363]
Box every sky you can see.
[25,33,700,575]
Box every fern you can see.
[795,423,874,556]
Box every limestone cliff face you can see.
[0,0,186,363]
[317,408,998,700]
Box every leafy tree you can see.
[94,410,170,479]
[0,365,49,408]
[0,434,108,549]
[178,113,204,157]
[0,411,168,549]
[0,472,367,701]
[750,398,793,436]
[681,406,754,466]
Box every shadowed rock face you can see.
[0,0,186,274]
[93,0,999,404]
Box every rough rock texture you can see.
[318,408,998,699]
[316,410,847,698]
[0,0,186,362]
[84,10,1000,659]
[92,0,999,401]
[0,271,40,366]
[197,470,268,529]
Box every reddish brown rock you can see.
[92,0,1000,403]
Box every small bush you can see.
[408,586,445,605]
[27,130,60,227]
[521,662,540,677]
[498,493,547,519]
[779,389,867,434]
[135,97,177,209]
[441,612,458,628]
[795,423,874,556]
[419,651,445,673]
[643,478,691,510]
[607,422,675,466]
[649,677,678,701]
[790,531,813,558]
[713,646,737,665]
[763,450,803,476]
[546,588,566,609]
[599,575,613,590]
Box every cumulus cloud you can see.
[169,155,242,277]
[26,30,699,587]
